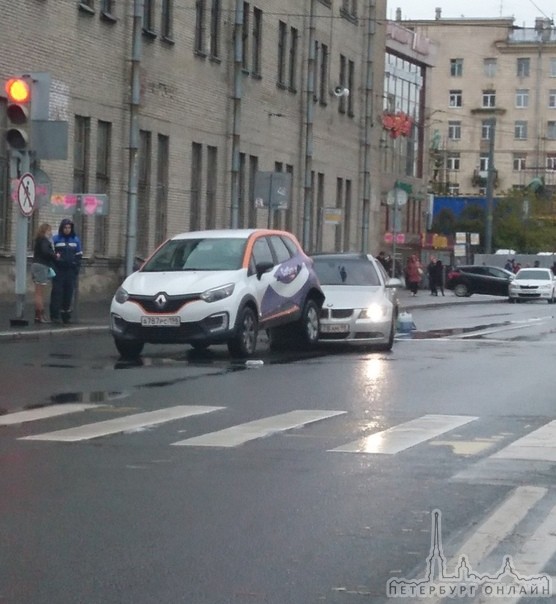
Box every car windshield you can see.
[141,237,246,272]
[313,258,381,286]
[515,270,551,281]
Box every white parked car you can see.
[110,229,325,358]
[310,253,401,350]
[508,267,556,303]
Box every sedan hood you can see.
[321,285,390,308]
[120,270,244,296]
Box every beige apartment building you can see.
[398,10,556,198]
[0,0,387,296]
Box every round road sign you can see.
[17,172,36,217]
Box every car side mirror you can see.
[255,261,274,280]
[386,278,403,288]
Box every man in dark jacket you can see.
[50,218,83,324]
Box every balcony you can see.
[472,169,499,188]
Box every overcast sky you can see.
[388,0,555,28]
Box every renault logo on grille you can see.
[155,293,167,309]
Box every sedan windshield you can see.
[515,270,551,281]
[313,258,381,286]
[142,238,246,272]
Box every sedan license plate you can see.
[141,316,180,327]
[320,323,350,334]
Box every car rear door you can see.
[485,267,512,295]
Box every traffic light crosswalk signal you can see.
[5,77,32,150]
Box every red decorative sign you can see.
[381,111,413,139]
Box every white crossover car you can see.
[311,253,401,350]
[508,267,556,303]
[110,229,324,358]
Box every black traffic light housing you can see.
[5,76,32,150]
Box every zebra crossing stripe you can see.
[19,405,224,442]
[0,404,102,426]
[329,414,478,454]
[171,409,346,448]
[491,420,556,462]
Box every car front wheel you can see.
[114,338,144,359]
[227,306,258,358]
[296,299,320,348]
[454,283,469,297]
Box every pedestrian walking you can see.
[434,259,445,296]
[50,218,83,324]
[427,256,437,296]
[31,223,57,323]
[406,255,423,296]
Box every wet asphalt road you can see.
[1,300,556,603]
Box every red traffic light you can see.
[5,78,31,104]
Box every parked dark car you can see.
[446,265,514,297]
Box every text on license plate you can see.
[320,323,350,334]
[141,316,181,327]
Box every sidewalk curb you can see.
[0,324,108,341]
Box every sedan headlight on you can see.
[114,287,130,304]
[359,303,387,322]
[201,283,235,303]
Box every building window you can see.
[277,21,287,86]
[514,120,528,139]
[347,59,355,116]
[161,0,173,40]
[100,0,115,19]
[73,115,91,250]
[483,58,497,78]
[318,43,328,104]
[137,130,152,257]
[479,154,489,171]
[446,153,460,171]
[448,121,461,140]
[517,57,530,77]
[335,178,344,251]
[251,7,262,75]
[94,120,111,255]
[241,2,250,71]
[339,54,347,113]
[551,58,556,77]
[79,0,94,11]
[209,0,221,58]
[206,146,218,229]
[549,90,556,108]
[190,142,202,230]
[247,155,258,227]
[340,0,357,20]
[448,184,459,196]
[449,90,462,107]
[513,153,527,171]
[547,154,556,170]
[155,134,169,246]
[482,90,496,108]
[143,0,155,35]
[450,58,463,77]
[548,121,556,140]
[343,179,352,250]
[481,120,493,140]
[194,0,205,54]
[516,89,529,108]
[288,26,298,90]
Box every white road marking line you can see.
[329,414,478,454]
[474,502,556,604]
[408,487,548,604]
[0,404,102,426]
[491,420,556,462]
[171,409,346,447]
[19,405,224,442]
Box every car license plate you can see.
[141,316,180,327]
[320,323,350,334]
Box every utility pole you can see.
[485,117,496,254]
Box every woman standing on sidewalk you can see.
[31,223,57,323]
[406,255,423,296]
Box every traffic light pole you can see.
[10,150,30,326]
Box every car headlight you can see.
[114,287,129,304]
[359,303,387,322]
[200,283,235,303]
[541,284,552,290]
